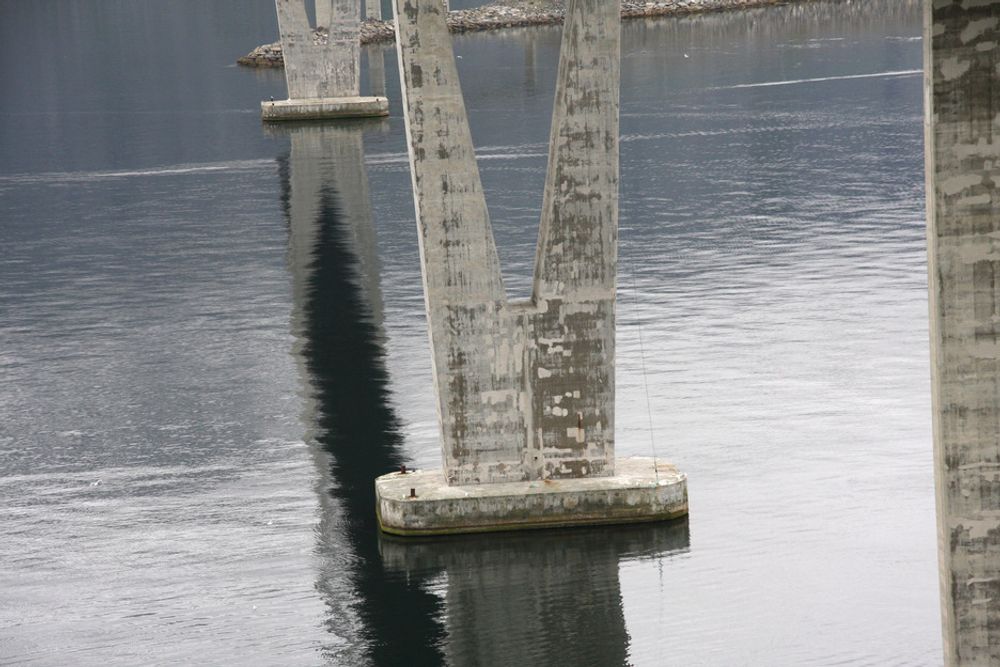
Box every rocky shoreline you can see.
[238,0,815,67]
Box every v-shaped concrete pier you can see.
[376,0,687,536]
[262,0,389,120]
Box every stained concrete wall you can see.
[393,0,620,485]
[366,45,387,98]
[364,0,386,96]
[925,0,1000,663]
[276,0,359,99]
[315,0,332,29]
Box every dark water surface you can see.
[1,1,935,664]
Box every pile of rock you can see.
[447,1,563,33]
[238,20,395,67]
[238,0,805,68]
[621,0,788,17]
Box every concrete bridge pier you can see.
[262,0,389,121]
[926,0,1000,663]
[375,0,687,536]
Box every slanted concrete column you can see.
[925,0,1000,663]
[393,0,620,484]
[394,0,522,484]
[531,0,620,479]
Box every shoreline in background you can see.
[238,0,827,67]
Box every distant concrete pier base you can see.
[265,0,388,120]
[261,96,389,120]
[375,458,688,536]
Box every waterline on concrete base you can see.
[375,457,689,537]
[261,96,389,121]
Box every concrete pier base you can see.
[375,457,688,536]
[261,96,389,121]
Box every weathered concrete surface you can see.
[315,0,333,30]
[277,0,360,99]
[925,0,1000,663]
[376,457,687,535]
[366,45,388,99]
[261,95,389,120]
[394,0,620,485]
[363,0,387,97]
[267,0,389,119]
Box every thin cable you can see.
[626,254,660,484]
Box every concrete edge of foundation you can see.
[261,96,390,120]
[374,456,689,537]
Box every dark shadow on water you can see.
[278,121,692,666]
[279,121,447,666]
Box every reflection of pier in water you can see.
[380,521,689,666]
[278,120,446,665]
[277,120,692,663]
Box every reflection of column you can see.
[380,520,690,665]
[279,121,446,664]
[523,33,537,93]
[925,1,1000,664]
[285,125,382,326]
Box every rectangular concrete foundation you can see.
[376,457,688,536]
[261,96,389,121]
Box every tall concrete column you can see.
[376,0,686,535]
[315,0,332,29]
[364,0,387,98]
[531,0,620,480]
[366,46,387,98]
[926,0,1000,663]
[262,0,388,120]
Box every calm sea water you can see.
[0,1,936,665]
